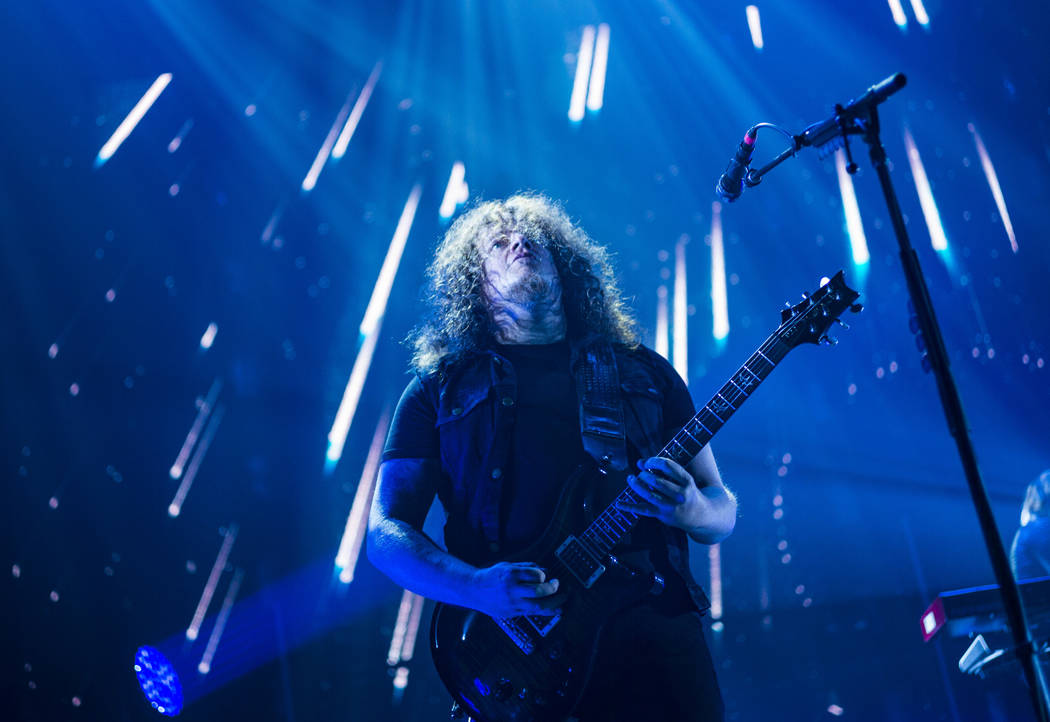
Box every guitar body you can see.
[430,464,661,722]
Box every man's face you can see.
[478,229,560,306]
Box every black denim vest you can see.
[419,338,711,613]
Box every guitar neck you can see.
[579,332,793,556]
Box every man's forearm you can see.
[687,486,737,544]
[367,519,480,608]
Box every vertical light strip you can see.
[585,24,610,112]
[96,73,173,167]
[399,592,425,662]
[197,568,245,674]
[903,128,949,252]
[711,202,730,342]
[887,0,909,28]
[968,123,1017,253]
[439,162,469,220]
[301,94,354,192]
[169,405,225,518]
[568,26,596,122]
[908,0,931,27]
[745,6,764,50]
[359,184,423,336]
[332,61,383,159]
[835,149,870,265]
[709,545,723,619]
[260,201,285,244]
[387,590,423,666]
[171,379,222,480]
[673,236,689,383]
[327,184,422,469]
[186,525,238,641]
[167,118,194,154]
[335,410,391,583]
[655,285,670,360]
[199,322,219,350]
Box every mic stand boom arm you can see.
[750,72,1050,722]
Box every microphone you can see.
[715,130,757,203]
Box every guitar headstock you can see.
[777,271,861,348]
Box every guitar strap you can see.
[574,340,629,472]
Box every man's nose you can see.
[511,235,532,251]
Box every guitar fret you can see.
[756,350,774,367]
[728,378,748,396]
[694,419,713,436]
[669,438,690,460]
[681,426,701,446]
[705,406,725,424]
[716,392,736,409]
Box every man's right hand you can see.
[470,562,565,618]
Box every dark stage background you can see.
[3,1,1049,720]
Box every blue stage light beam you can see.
[167,118,193,154]
[968,123,1017,253]
[746,6,764,50]
[301,92,354,192]
[169,405,225,518]
[655,284,670,360]
[186,525,238,642]
[334,410,390,583]
[96,73,172,167]
[197,568,245,675]
[332,61,383,160]
[673,234,690,380]
[887,0,909,29]
[835,148,871,266]
[438,162,469,221]
[902,127,949,254]
[170,379,222,480]
[568,26,596,122]
[586,24,610,112]
[326,184,422,470]
[710,202,729,344]
[199,323,218,350]
[908,0,931,28]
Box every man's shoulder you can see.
[615,342,678,379]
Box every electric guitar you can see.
[430,271,861,722]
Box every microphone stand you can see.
[739,73,1050,722]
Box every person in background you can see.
[1010,470,1050,580]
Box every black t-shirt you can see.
[383,342,699,606]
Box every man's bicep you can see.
[370,457,441,530]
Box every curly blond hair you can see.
[409,193,637,373]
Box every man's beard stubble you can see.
[504,271,559,308]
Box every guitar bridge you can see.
[494,616,536,655]
[555,535,605,588]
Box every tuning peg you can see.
[849,303,863,313]
[834,318,850,330]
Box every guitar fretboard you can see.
[579,332,793,557]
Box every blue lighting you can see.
[134,646,183,716]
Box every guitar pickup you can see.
[555,535,606,588]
